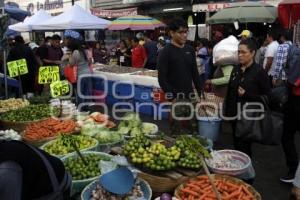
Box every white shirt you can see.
[263,41,279,76]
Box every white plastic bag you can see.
[213,36,239,66]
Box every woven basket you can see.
[137,170,192,193]
[174,174,261,200]
[198,93,224,117]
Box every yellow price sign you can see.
[38,66,60,84]
[7,59,28,78]
[50,80,70,97]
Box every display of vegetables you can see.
[124,135,210,171]
[175,136,210,169]
[124,135,180,171]
[64,154,111,180]
[89,182,144,200]
[76,112,115,129]
[117,112,156,137]
[81,122,123,144]
[23,118,76,141]
[177,175,256,200]
[42,135,97,156]
[0,129,21,140]
[0,104,58,122]
[0,98,29,113]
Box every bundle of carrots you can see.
[24,118,76,141]
[177,175,256,200]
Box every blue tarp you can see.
[4,4,30,22]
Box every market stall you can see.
[0,93,262,200]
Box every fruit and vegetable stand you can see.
[0,96,261,200]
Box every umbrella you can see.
[108,15,165,31]
[4,4,30,22]
[207,2,277,24]
[9,10,52,32]
[278,0,300,29]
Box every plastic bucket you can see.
[198,117,221,141]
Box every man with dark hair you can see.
[157,18,202,134]
[131,37,147,68]
[144,33,158,70]
[43,34,63,66]
[263,30,279,78]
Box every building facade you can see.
[5,0,91,15]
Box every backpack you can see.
[287,44,300,87]
[287,44,300,96]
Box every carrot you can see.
[181,188,199,197]
[186,183,202,192]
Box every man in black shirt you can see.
[157,18,202,134]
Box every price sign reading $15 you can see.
[50,80,70,97]
[38,66,60,84]
[7,59,28,78]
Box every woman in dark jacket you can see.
[224,38,271,158]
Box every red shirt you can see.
[131,45,147,68]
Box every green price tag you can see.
[7,59,28,78]
[50,81,70,97]
[38,66,60,84]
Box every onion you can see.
[160,193,172,200]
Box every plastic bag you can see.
[213,36,239,66]
[99,160,118,174]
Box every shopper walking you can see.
[224,38,271,157]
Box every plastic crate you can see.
[134,85,153,102]
[135,101,154,116]
[105,95,119,105]
[92,77,105,91]
[92,90,106,103]
[113,82,134,99]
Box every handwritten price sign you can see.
[50,80,70,97]
[7,59,28,78]
[38,66,60,84]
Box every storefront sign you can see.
[90,7,137,18]
[50,80,69,97]
[7,59,28,78]
[193,3,230,12]
[38,66,60,84]
[27,0,63,14]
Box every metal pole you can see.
[1,0,8,98]
[3,50,8,99]
[72,0,75,5]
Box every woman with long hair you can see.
[67,38,92,109]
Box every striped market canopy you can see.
[108,15,165,31]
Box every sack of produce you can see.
[213,36,239,66]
